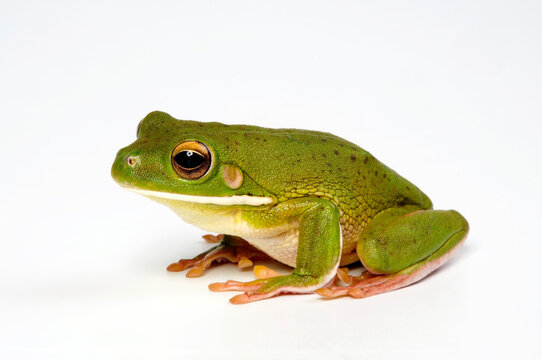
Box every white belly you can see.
[157,198,300,267]
[245,227,299,267]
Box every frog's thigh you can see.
[357,206,469,275]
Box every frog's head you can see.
[111,111,276,207]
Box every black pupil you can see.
[174,150,205,169]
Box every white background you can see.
[1,1,540,359]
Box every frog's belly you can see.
[162,200,300,266]
[245,227,299,267]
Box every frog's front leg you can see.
[210,198,342,304]
[166,234,271,277]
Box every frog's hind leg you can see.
[166,234,271,277]
[317,206,468,299]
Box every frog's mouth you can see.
[123,187,274,206]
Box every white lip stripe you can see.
[124,187,274,206]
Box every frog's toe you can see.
[333,267,375,285]
[167,236,272,276]
[335,267,352,284]
[316,273,392,298]
[202,234,223,243]
[229,291,285,305]
[207,280,269,303]
[208,279,267,292]
[316,268,377,297]
[167,244,236,277]
[236,257,253,270]
[253,265,282,279]
[166,258,200,273]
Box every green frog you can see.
[111,111,468,304]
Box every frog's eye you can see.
[171,141,211,179]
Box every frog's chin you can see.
[122,187,274,207]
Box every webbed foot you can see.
[209,265,330,304]
[166,235,271,277]
[315,268,393,299]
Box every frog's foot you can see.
[333,267,375,285]
[315,271,393,298]
[316,232,467,299]
[209,266,331,304]
[166,235,271,277]
[315,267,380,298]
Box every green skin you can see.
[112,111,468,302]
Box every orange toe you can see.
[166,263,185,272]
[202,234,223,243]
[253,265,282,279]
[186,267,206,278]
[237,257,253,270]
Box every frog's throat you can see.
[124,187,274,206]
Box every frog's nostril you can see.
[126,155,140,167]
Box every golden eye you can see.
[171,141,211,179]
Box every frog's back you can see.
[209,123,432,213]
[144,112,431,216]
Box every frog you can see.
[111,111,469,304]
